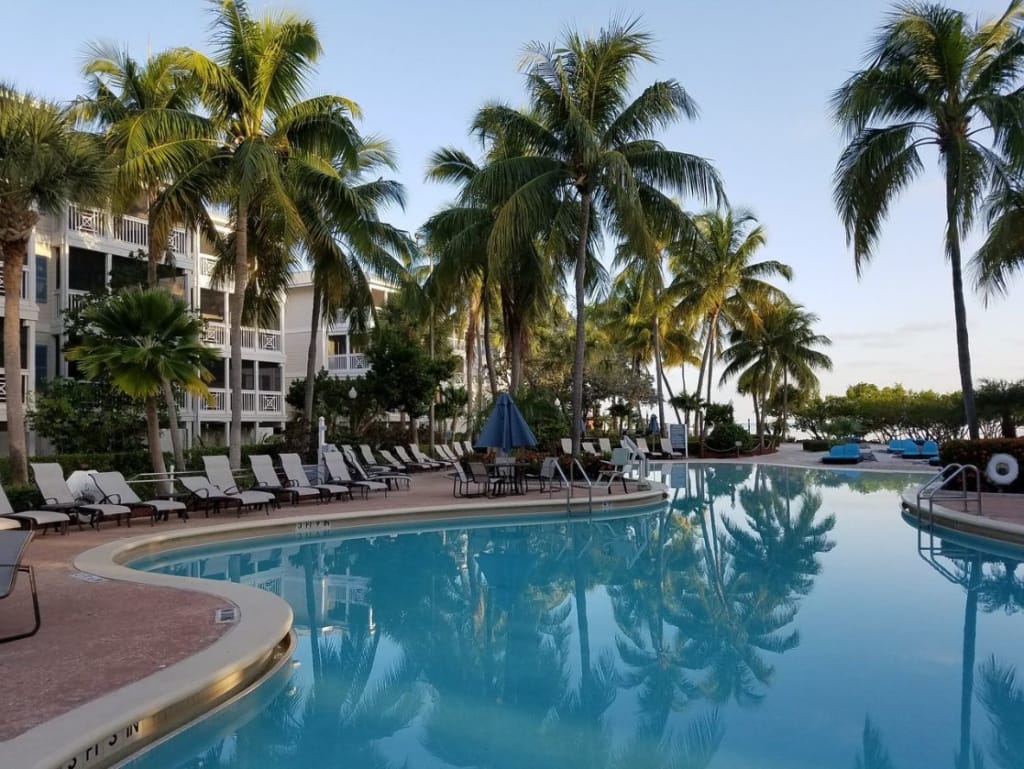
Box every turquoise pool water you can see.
[122,463,1024,769]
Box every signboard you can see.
[669,424,688,456]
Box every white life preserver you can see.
[986,453,1019,486]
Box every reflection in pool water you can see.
[124,464,1024,769]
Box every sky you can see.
[3,0,1022,424]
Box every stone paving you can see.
[2,445,1021,743]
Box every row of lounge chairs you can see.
[560,436,686,459]
[887,439,940,459]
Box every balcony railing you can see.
[0,370,29,404]
[196,388,283,415]
[0,262,30,300]
[327,353,368,374]
[241,327,282,352]
[68,204,190,256]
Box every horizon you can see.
[3,0,1022,424]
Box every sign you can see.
[296,520,332,534]
[63,722,141,768]
[669,424,688,455]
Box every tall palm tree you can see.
[470,18,722,455]
[719,300,832,446]
[171,0,362,466]
[72,43,212,469]
[0,84,109,484]
[832,1,1024,440]
[66,287,218,476]
[669,207,792,437]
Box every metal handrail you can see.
[915,463,982,530]
[562,457,594,515]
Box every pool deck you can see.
[2,445,1021,759]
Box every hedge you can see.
[802,439,832,452]
[939,438,1024,493]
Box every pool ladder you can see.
[549,458,594,514]
[914,463,982,531]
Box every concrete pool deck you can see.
[2,445,1021,767]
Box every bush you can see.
[940,438,1024,493]
[5,485,43,512]
[706,423,755,452]
[803,439,832,452]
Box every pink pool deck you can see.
[2,452,1022,746]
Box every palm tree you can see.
[0,84,110,484]
[470,18,722,455]
[719,300,832,446]
[669,207,792,437]
[72,43,211,470]
[172,0,362,466]
[832,1,1024,440]
[65,287,218,476]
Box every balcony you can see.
[0,262,30,301]
[202,323,282,353]
[194,388,283,416]
[0,369,30,414]
[68,204,190,257]
[327,353,368,375]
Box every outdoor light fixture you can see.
[348,386,357,400]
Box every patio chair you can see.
[449,461,487,497]
[393,445,435,472]
[1,530,41,643]
[467,461,496,497]
[203,456,279,510]
[451,443,465,457]
[581,441,600,456]
[561,438,573,455]
[377,449,408,472]
[821,444,862,465]
[435,445,456,463]
[634,437,654,457]
[30,462,132,529]
[342,446,410,490]
[596,448,632,493]
[598,438,613,454]
[660,437,683,458]
[279,453,352,501]
[323,452,388,497]
[180,474,273,516]
[524,457,565,494]
[463,440,474,455]
[0,480,70,534]
[92,471,188,525]
[920,440,940,459]
[410,444,447,469]
[250,455,321,506]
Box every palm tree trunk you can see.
[147,200,185,470]
[661,368,683,425]
[945,168,979,439]
[957,556,981,769]
[2,235,29,485]
[571,192,592,457]
[145,395,168,477]
[509,320,524,396]
[781,368,789,446]
[228,200,248,466]
[652,313,666,437]
[571,523,593,710]
[481,282,498,400]
[304,284,322,424]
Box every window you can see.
[329,336,346,355]
[68,247,106,293]
[36,255,48,303]
[208,358,226,388]
[259,364,282,393]
[34,344,48,384]
[200,289,225,321]
[241,359,255,391]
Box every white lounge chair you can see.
[660,437,683,457]
[561,438,573,455]
[31,462,131,529]
[410,444,446,469]
[180,474,273,516]
[202,456,278,509]
[358,445,391,473]
[250,455,321,505]
[0,480,70,534]
[393,445,434,472]
[377,449,407,472]
[1,530,41,643]
[462,440,474,455]
[596,448,632,494]
[342,446,410,490]
[92,471,188,525]
[323,452,388,497]
[279,453,351,500]
[598,438,613,454]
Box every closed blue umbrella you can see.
[475,392,538,453]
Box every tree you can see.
[66,287,218,476]
[72,43,210,469]
[174,0,362,466]
[28,378,146,454]
[975,378,1024,438]
[0,84,110,484]
[832,1,1024,439]
[471,18,722,455]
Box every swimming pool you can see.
[120,463,1024,769]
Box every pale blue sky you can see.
[3,0,1022,418]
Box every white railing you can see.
[258,330,281,351]
[201,389,227,411]
[195,388,282,415]
[66,290,90,313]
[260,393,282,412]
[0,370,29,404]
[327,353,368,373]
[200,256,217,277]
[170,228,188,255]
[203,323,226,345]
[113,215,148,248]
[0,263,30,300]
[205,324,280,353]
[68,204,108,236]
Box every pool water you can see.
[122,464,1024,769]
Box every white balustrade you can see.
[202,323,226,345]
[68,204,108,236]
[260,393,282,413]
[327,353,368,373]
[113,215,148,248]
[258,330,281,351]
[200,389,226,411]
[0,371,29,404]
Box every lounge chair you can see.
[180,474,273,516]
[92,471,188,525]
[279,453,351,501]
[341,446,410,490]
[0,480,70,534]
[250,455,321,505]
[359,444,386,471]
[31,462,132,529]
[920,440,940,459]
[901,441,925,460]
[1,530,40,643]
[581,441,600,456]
[410,444,447,469]
[451,443,465,457]
[462,440,474,455]
[634,437,654,457]
[598,438,613,454]
[393,445,435,472]
[202,456,278,509]
[377,448,408,472]
[821,444,862,465]
[323,452,388,497]
[560,438,573,455]
[659,437,683,458]
[596,448,632,493]
[436,445,457,463]
[524,457,565,494]
[449,461,487,497]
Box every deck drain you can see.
[214,607,239,623]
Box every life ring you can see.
[986,453,1019,486]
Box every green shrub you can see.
[940,438,1024,493]
[706,423,755,452]
[0,451,153,487]
[803,439,832,452]
[5,485,43,512]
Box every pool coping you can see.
[5,486,666,769]
[901,487,1024,546]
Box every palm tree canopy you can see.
[66,287,218,399]
[831,0,1024,273]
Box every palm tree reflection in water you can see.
[140,464,845,769]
